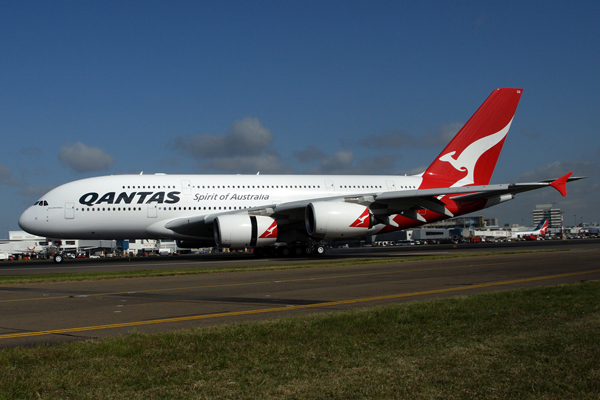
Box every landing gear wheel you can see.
[313,245,326,255]
[254,247,266,258]
[53,254,63,264]
[267,246,277,257]
[278,246,291,257]
[293,246,304,256]
[304,246,313,255]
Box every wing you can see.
[146,173,584,240]
[369,173,583,225]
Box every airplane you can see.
[511,219,549,240]
[18,88,584,263]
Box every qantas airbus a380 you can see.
[19,89,583,262]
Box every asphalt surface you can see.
[1,239,599,348]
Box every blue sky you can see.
[1,1,599,235]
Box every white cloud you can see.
[294,146,354,174]
[309,150,354,174]
[171,117,290,173]
[210,154,291,174]
[172,117,275,158]
[58,142,115,173]
[294,146,399,175]
[229,117,273,152]
[0,164,19,186]
[293,145,324,163]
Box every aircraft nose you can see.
[19,207,39,235]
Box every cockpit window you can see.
[35,200,49,206]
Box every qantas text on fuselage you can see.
[79,191,181,206]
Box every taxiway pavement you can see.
[1,241,599,348]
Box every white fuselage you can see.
[19,173,423,240]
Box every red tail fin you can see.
[540,220,549,235]
[420,88,523,189]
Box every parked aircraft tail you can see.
[536,219,549,235]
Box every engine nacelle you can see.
[305,202,373,239]
[214,215,278,248]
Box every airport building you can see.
[0,232,187,259]
[421,216,499,229]
[533,204,563,229]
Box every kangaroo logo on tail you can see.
[538,220,549,235]
[420,88,523,190]
[438,120,513,188]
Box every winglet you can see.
[549,172,572,197]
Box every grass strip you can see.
[1,279,599,399]
[0,249,566,285]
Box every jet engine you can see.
[214,215,278,248]
[305,202,373,239]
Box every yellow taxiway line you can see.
[1,268,598,340]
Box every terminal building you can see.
[420,216,488,229]
[533,204,563,229]
[370,208,565,244]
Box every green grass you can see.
[0,249,566,285]
[1,279,598,399]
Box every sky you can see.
[1,1,599,236]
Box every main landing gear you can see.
[253,243,326,258]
